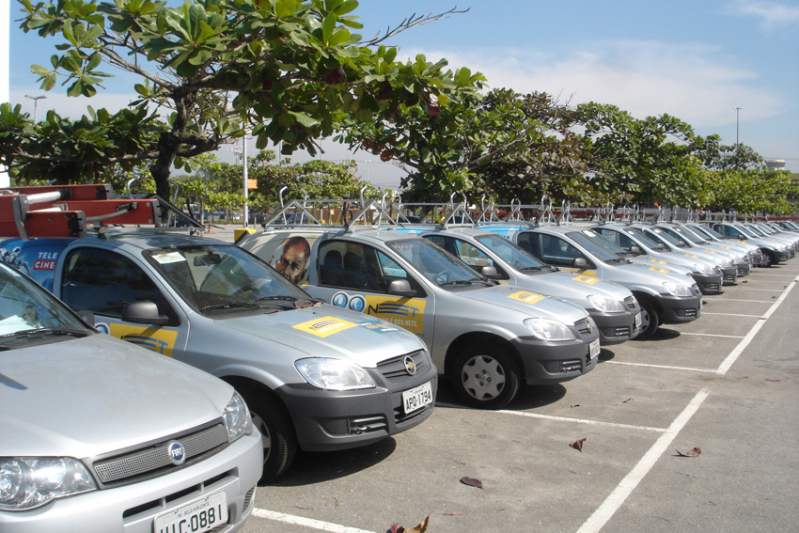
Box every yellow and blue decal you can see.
[101,323,179,356]
[573,275,601,285]
[293,316,358,338]
[650,258,668,265]
[330,291,427,333]
[649,266,670,274]
[508,291,546,305]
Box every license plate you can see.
[634,312,642,330]
[589,339,601,359]
[402,381,434,414]
[154,492,227,533]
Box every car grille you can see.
[348,415,388,434]
[92,423,229,487]
[394,403,434,425]
[377,350,430,380]
[576,318,593,335]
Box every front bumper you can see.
[280,356,438,453]
[691,272,723,295]
[721,265,738,285]
[0,431,263,533]
[511,327,600,385]
[658,293,702,324]
[590,310,640,345]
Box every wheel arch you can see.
[444,332,523,379]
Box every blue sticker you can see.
[95,322,110,334]
[357,320,400,334]
[332,292,349,308]
[348,295,366,313]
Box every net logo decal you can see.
[508,291,546,305]
[108,324,179,357]
[330,292,426,333]
[293,316,358,338]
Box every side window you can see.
[317,241,386,292]
[539,235,583,267]
[516,232,541,258]
[599,229,621,247]
[61,248,177,324]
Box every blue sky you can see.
[7,0,799,189]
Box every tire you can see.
[761,251,774,267]
[245,392,297,483]
[449,342,520,409]
[634,296,660,340]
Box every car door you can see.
[58,247,189,359]
[308,239,436,350]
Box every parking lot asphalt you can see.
[215,226,799,533]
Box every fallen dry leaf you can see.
[766,378,781,382]
[741,280,748,283]
[738,376,749,380]
[460,477,483,489]
[442,512,462,516]
[570,438,587,452]
[622,398,634,403]
[676,447,702,457]
[388,517,429,533]
[571,403,581,408]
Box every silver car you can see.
[239,227,600,410]
[0,262,263,533]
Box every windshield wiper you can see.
[199,302,259,312]
[439,279,477,287]
[0,327,91,340]
[519,266,544,271]
[256,295,298,302]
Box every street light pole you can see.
[242,134,248,228]
[25,95,47,122]
[733,106,742,146]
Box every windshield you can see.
[674,226,707,244]
[691,224,723,240]
[145,245,315,315]
[474,233,546,270]
[0,263,91,348]
[625,227,663,250]
[734,225,758,237]
[565,230,624,262]
[647,227,687,248]
[387,238,486,286]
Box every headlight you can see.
[295,358,376,390]
[223,391,254,443]
[662,281,693,297]
[524,318,576,341]
[586,294,625,313]
[0,457,97,511]
[693,263,712,275]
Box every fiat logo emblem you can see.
[403,356,417,376]
[167,441,187,465]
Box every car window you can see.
[537,234,585,267]
[386,238,480,286]
[0,263,88,343]
[564,230,621,261]
[62,248,178,325]
[473,233,543,272]
[317,240,387,293]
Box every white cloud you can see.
[726,0,799,29]
[400,40,785,129]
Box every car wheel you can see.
[449,343,520,409]
[246,394,297,483]
[761,251,774,267]
[634,297,659,340]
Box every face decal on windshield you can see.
[292,316,358,338]
[508,291,546,305]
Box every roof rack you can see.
[0,183,204,240]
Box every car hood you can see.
[518,271,632,303]
[218,304,427,368]
[450,284,589,325]
[1,334,233,458]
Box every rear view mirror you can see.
[480,266,501,279]
[572,257,590,269]
[630,245,642,255]
[122,301,170,326]
[387,279,417,298]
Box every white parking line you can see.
[729,288,784,292]
[605,361,716,373]
[708,298,773,303]
[679,332,745,339]
[575,389,710,533]
[717,272,799,375]
[251,509,376,533]
[701,312,762,317]
[496,410,667,433]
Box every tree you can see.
[5,0,482,208]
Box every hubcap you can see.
[640,308,651,332]
[251,413,272,463]
[461,355,506,401]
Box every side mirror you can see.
[387,279,417,298]
[76,310,95,327]
[657,242,667,250]
[480,266,501,279]
[572,257,590,269]
[122,301,170,326]
[630,245,642,255]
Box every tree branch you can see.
[361,7,469,47]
